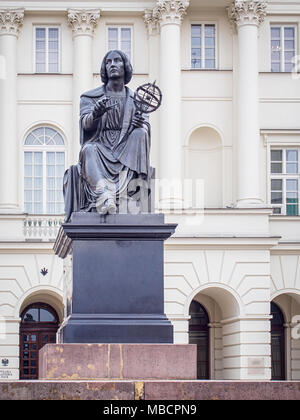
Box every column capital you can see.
[67,9,100,37]
[228,0,267,28]
[0,8,24,36]
[154,0,189,26]
[144,8,159,36]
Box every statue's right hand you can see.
[92,96,110,118]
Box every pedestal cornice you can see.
[154,0,189,26]
[67,8,100,37]
[0,8,24,36]
[228,0,267,28]
[54,213,177,258]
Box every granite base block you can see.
[1,381,300,400]
[39,343,197,380]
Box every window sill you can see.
[270,215,300,219]
[259,71,300,74]
[17,73,72,76]
[182,68,229,72]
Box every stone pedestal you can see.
[54,212,177,343]
[39,343,197,380]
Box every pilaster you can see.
[67,9,100,163]
[0,8,24,212]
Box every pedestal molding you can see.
[54,222,177,258]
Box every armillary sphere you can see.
[132,81,162,115]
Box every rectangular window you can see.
[24,152,43,214]
[191,24,216,69]
[35,27,59,73]
[107,26,132,60]
[24,151,65,214]
[46,152,65,214]
[271,25,296,72]
[270,148,300,215]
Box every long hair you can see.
[100,50,133,85]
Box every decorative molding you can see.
[0,8,24,36]
[228,0,267,28]
[67,9,100,37]
[154,0,190,26]
[143,8,159,36]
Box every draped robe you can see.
[63,85,151,221]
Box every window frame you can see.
[106,24,133,63]
[270,24,297,73]
[33,25,61,74]
[268,146,300,216]
[190,21,218,70]
[23,126,66,215]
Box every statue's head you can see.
[100,50,133,85]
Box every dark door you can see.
[189,300,210,379]
[271,301,285,380]
[20,303,59,380]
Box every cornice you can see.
[0,2,156,13]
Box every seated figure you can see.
[63,50,152,222]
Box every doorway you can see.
[188,300,210,379]
[271,301,285,380]
[20,302,59,380]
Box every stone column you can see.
[67,9,100,164]
[209,322,223,379]
[143,9,160,178]
[0,8,24,212]
[228,1,267,206]
[154,0,189,209]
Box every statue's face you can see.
[105,51,125,80]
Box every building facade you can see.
[0,0,300,381]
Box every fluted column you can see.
[229,1,267,206]
[0,8,24,212]
[68,9,100,163]
[154,0,189,209]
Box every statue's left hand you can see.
[131,114,145,129]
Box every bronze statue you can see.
[64,50,156,221]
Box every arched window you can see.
[271,301,285,380]
[24,126,65,214]
[189,300,210,379]
[20,302,59,380]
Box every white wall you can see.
[0,245,63,380]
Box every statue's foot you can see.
[107,198,117,214]
[99,199,116,215]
